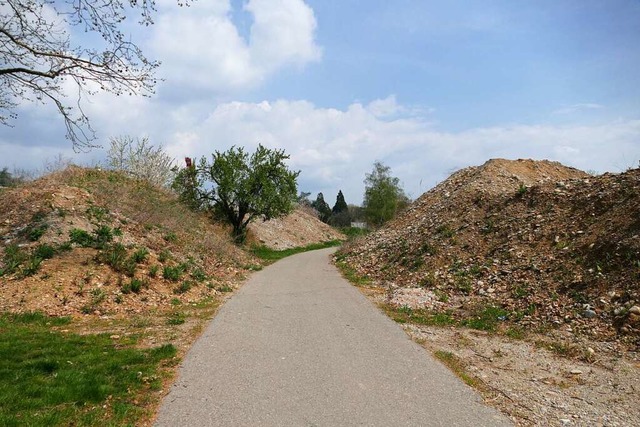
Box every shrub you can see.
[92,225,114,249]
[33,244,56,260]
[131,247,149,263]
[69,229,94,247]
[148,265,159,277]
[96,243,136,276]
[0,245,27,276]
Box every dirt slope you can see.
[248,206,344,249]
[339,159,640,345]
[0,167,253,317]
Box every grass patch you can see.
[434,350,481,388]
[381,304,456,326]
[250,240,342,263]
[335,260,371,287]
[0,313,176,426]
[460,305,508,332]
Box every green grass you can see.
[250,240,342,263]
[434,350,480,388]
[0,312,176,426]
[335,260,371,287]
[381,304,456,326]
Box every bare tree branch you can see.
[0,0,192,150]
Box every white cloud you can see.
[3,94,638,205]
[150,0,321,92]
[553,103,604,115]
[154,99,640,203]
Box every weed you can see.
[93,225,114,249]
[86,205,109,222]
[434,289,449,303]
[131,247,149,263]
[335,260,371,287]
[173,280,193,294]
[436,225,455,238]
[170,298,182,306]
[0,244,28,276]
[69,228,94,247]
[129,278,145,294]
[505,326,525,340]
[190,267,207,282]
[58,241,72,252]
[217,285,233,293]
[163,265,184,282]
[20,256,43,277]
[97,243,136,276]
[167,312,186,325]
[434,350,480,388]
[383,304,456,327]
[163,232,178,243]
[512,285,529,299]
[27,223,48,241]
[158,249,171,263]
[34,244,56,260]
[148,264,159,277]
[461,305,508,332]
[418,272,436,288]
[516,183,528,197]
[455,276,472,295]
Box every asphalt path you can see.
[154,248,512,426]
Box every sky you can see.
[2,0,640,204]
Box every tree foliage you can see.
[0,0,190,149]
[0,167,22,187]
[175,145,299,243]
[363,161,409,227]
[107,136,175,187]
[311,192,331,223]
[329,190,351,227]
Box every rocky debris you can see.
[248,206,344,249]
[339,159,640,347]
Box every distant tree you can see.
[363,161,409,227]
[0,0,192,149]
[107,136,175,188]
[297,191,312,207]
[332,190,349,214]
[0,167,18,187]
[183,144,299,243]
[311,192,332,223]
[329,190,351,227]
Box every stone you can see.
[629,305,640,315]
[583,309,597,319]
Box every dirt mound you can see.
[339,159,640,346]
[0,167,253,317]
[248,206,344,249]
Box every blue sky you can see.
[2,0,639,204]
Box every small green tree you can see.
[363,161,408,227]
[192,145,299,243]
[311,192,332,223]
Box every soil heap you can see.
[0,167,255,317]
[339,159,640,346]
[248,206,344,250]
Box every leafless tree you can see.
[0,0,191,150]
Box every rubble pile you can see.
[340,159,640,344]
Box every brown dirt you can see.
[337,158,640,425]
[247,205,344,249]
